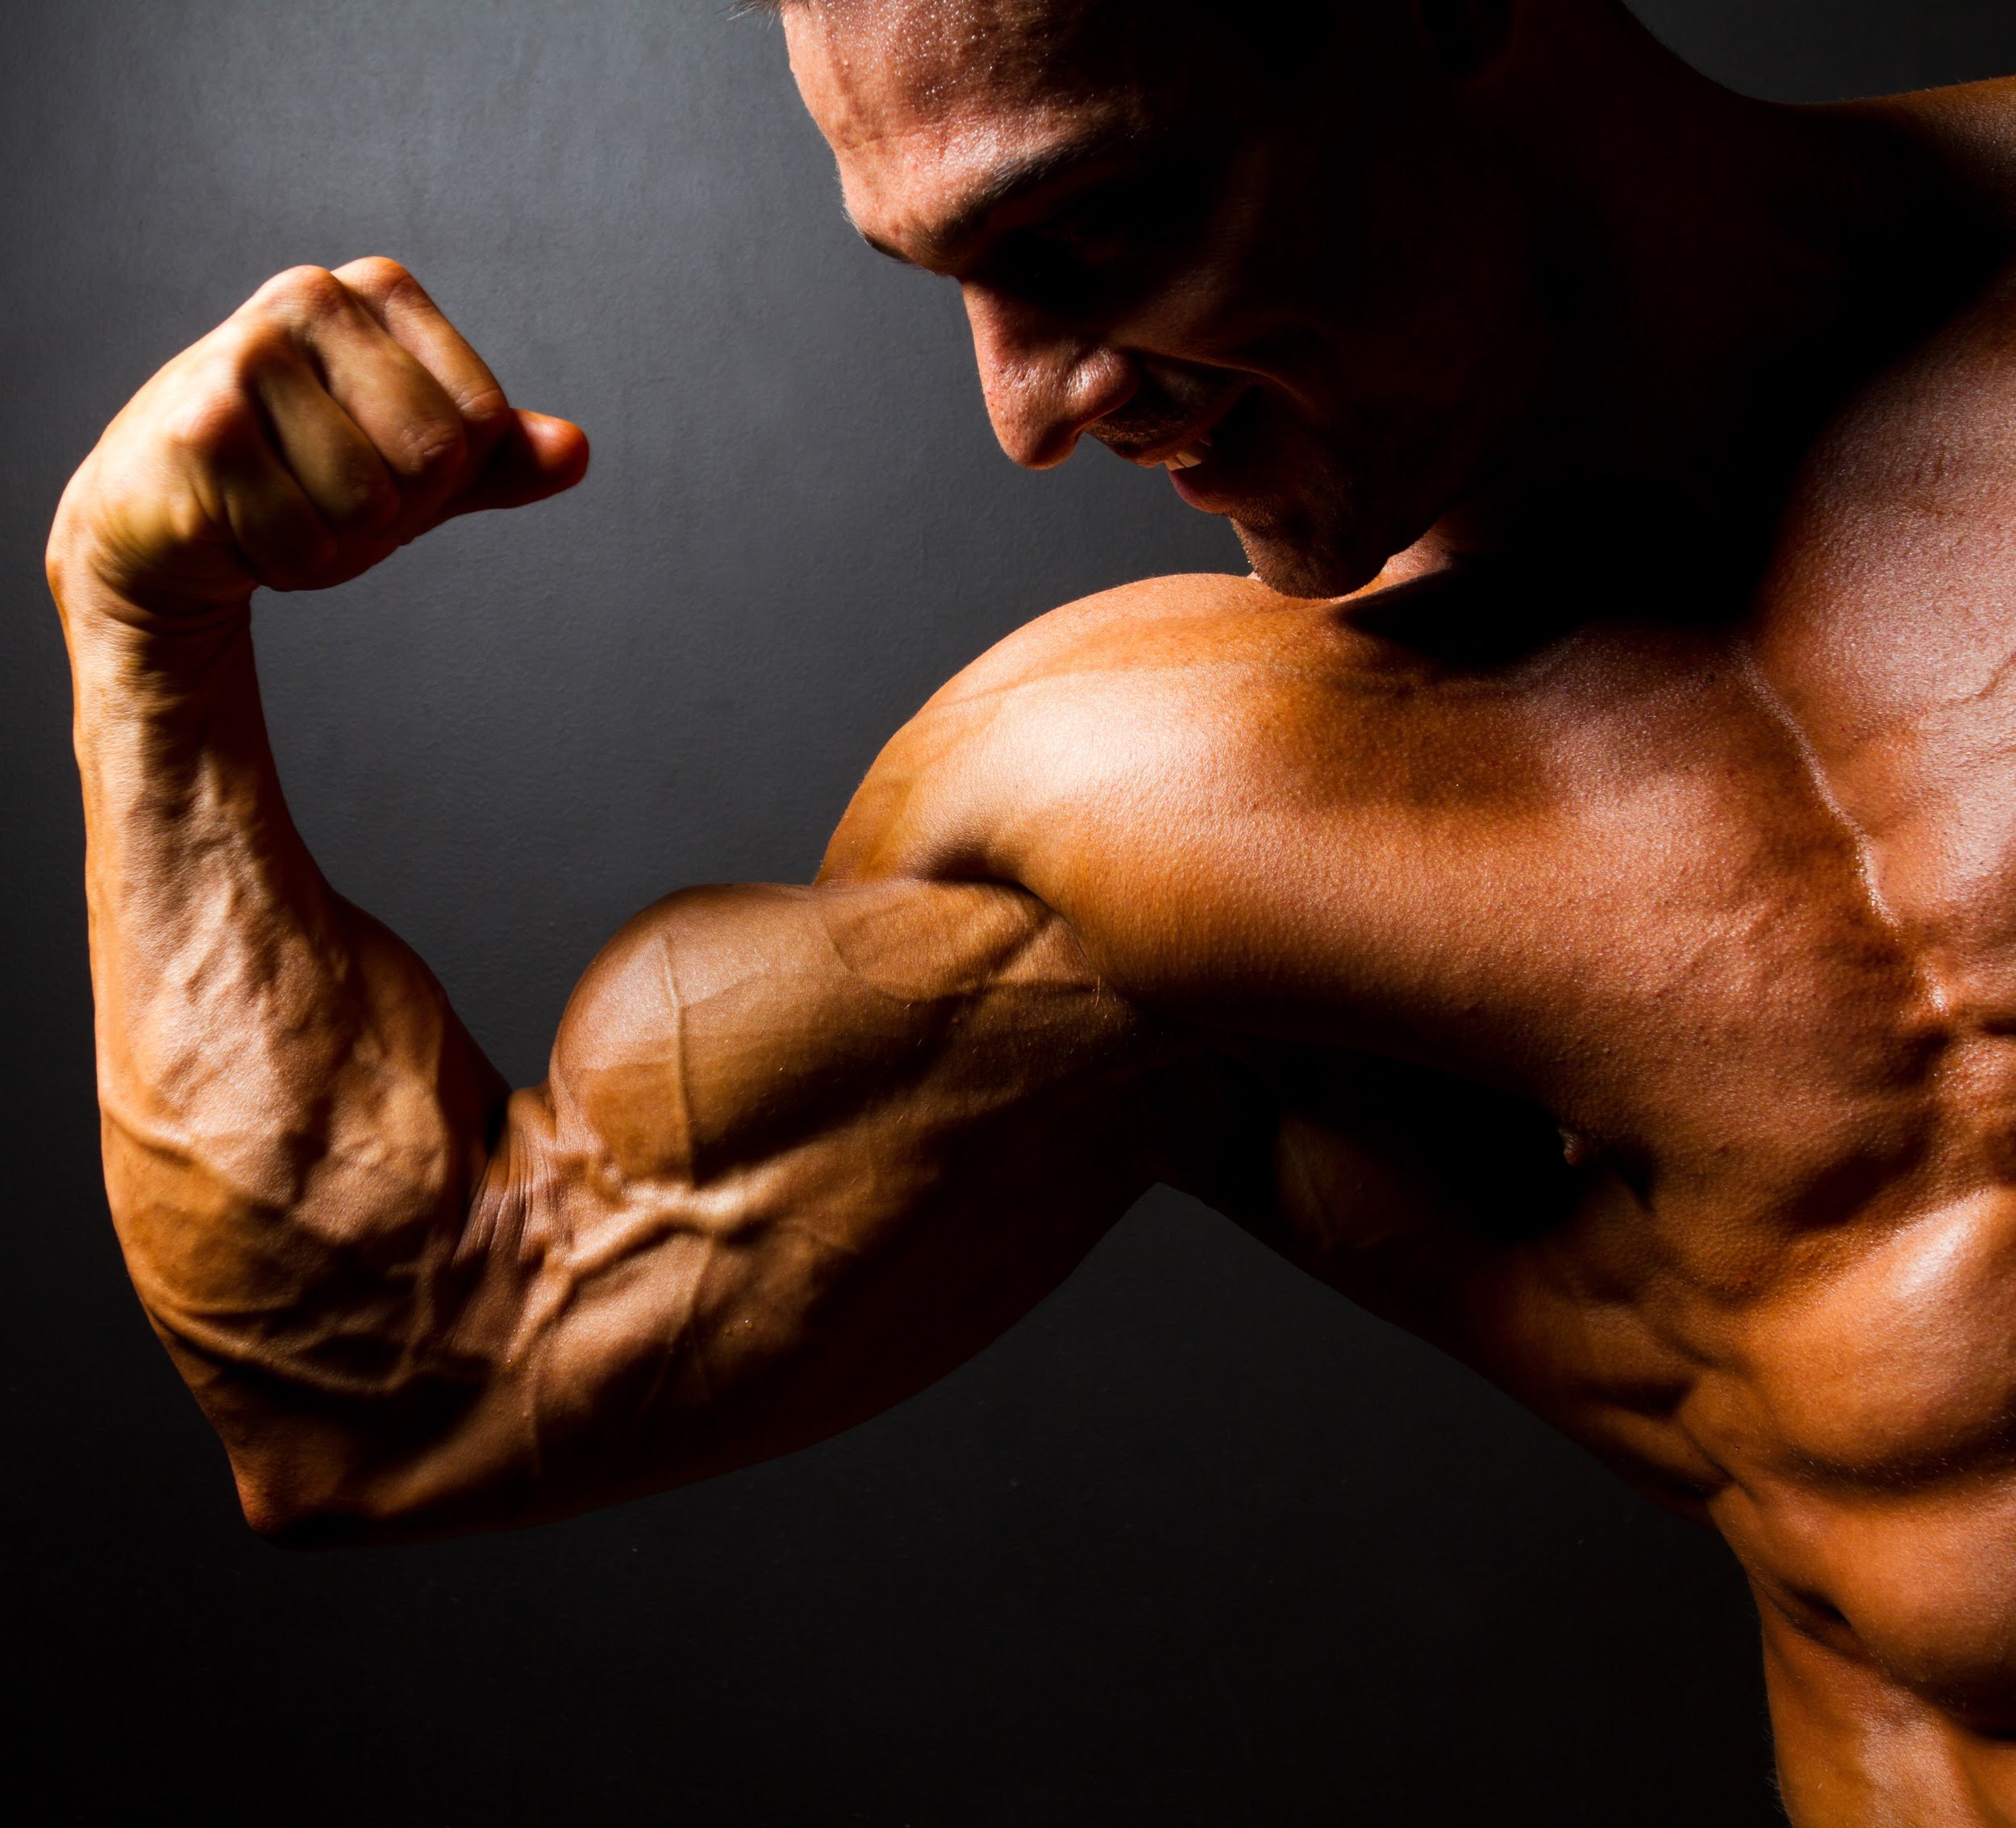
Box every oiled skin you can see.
[44,40,2016,1828]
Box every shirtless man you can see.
[43,0,2016,1816]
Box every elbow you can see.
[235,1480,360,1551]
[218,1396,524,1550]
[230,1458,464,1551]
[226,1442,414,1550]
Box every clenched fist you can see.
[48,257,589,622]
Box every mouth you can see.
[1104,384,1253,477]
[1159,388,1264,512]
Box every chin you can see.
[1234,514,1393,601]
[1225,438,1441,600]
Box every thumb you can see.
[448,410,590,518]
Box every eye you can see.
[989,184,1173,309]
[1034,194,1134,264]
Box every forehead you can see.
[785,0,1147,252]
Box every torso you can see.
[826,86,2016,1787]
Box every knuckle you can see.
[219,316,294,374]
[337,255,439,326]
[255,263,348,322]
[391,414,468,479]
[344,254,415,298]
[458,382,512,436]
[160,385,254,460]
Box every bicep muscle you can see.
[395,878,1168,1532]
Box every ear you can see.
[1411,0,1517,79]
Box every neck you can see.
[1428,8,2011,588]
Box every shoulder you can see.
[1804,79,2016,505]
[1760,259,2016,685]
[1839,77,2016,226]
[1763,135,2016,622]
[818,570,1356,902]
[1811,77,2016,492]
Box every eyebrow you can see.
[852,127,1142,273]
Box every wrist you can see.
[47,482,254,654]
[53,579,252,734]
[49,548,250,679]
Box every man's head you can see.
[768,0,1646,596]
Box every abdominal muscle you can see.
[1706,1184,2016,1723]
[1272,1093,2016,1747]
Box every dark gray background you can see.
[6,4,2014,1823]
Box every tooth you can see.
[1165,448,1206,471]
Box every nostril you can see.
[965,291,1137,472]
[1010,354,1139,472]
[983,377,1085,472]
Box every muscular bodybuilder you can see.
[44,0,2016,1817]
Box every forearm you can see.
[58,568,508,1518]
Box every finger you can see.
[202,406,337,588]
[241,267,476,517]
[250,348,401,537]
[329,257,514,464]
[445,410,592,519]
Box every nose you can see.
[961,284,1136,470]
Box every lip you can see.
[1119,384,1254,474]
[1168,460,1222,510]
[1163,388,1261,512]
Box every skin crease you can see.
[37,0,2016,1818]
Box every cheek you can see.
[1280,134,1535,375]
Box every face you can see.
[785,0,1562,597]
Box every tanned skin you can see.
[44,0,2016,1817]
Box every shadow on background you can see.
[6,3,2014,1822]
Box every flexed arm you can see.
[47,262,1173,1543]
